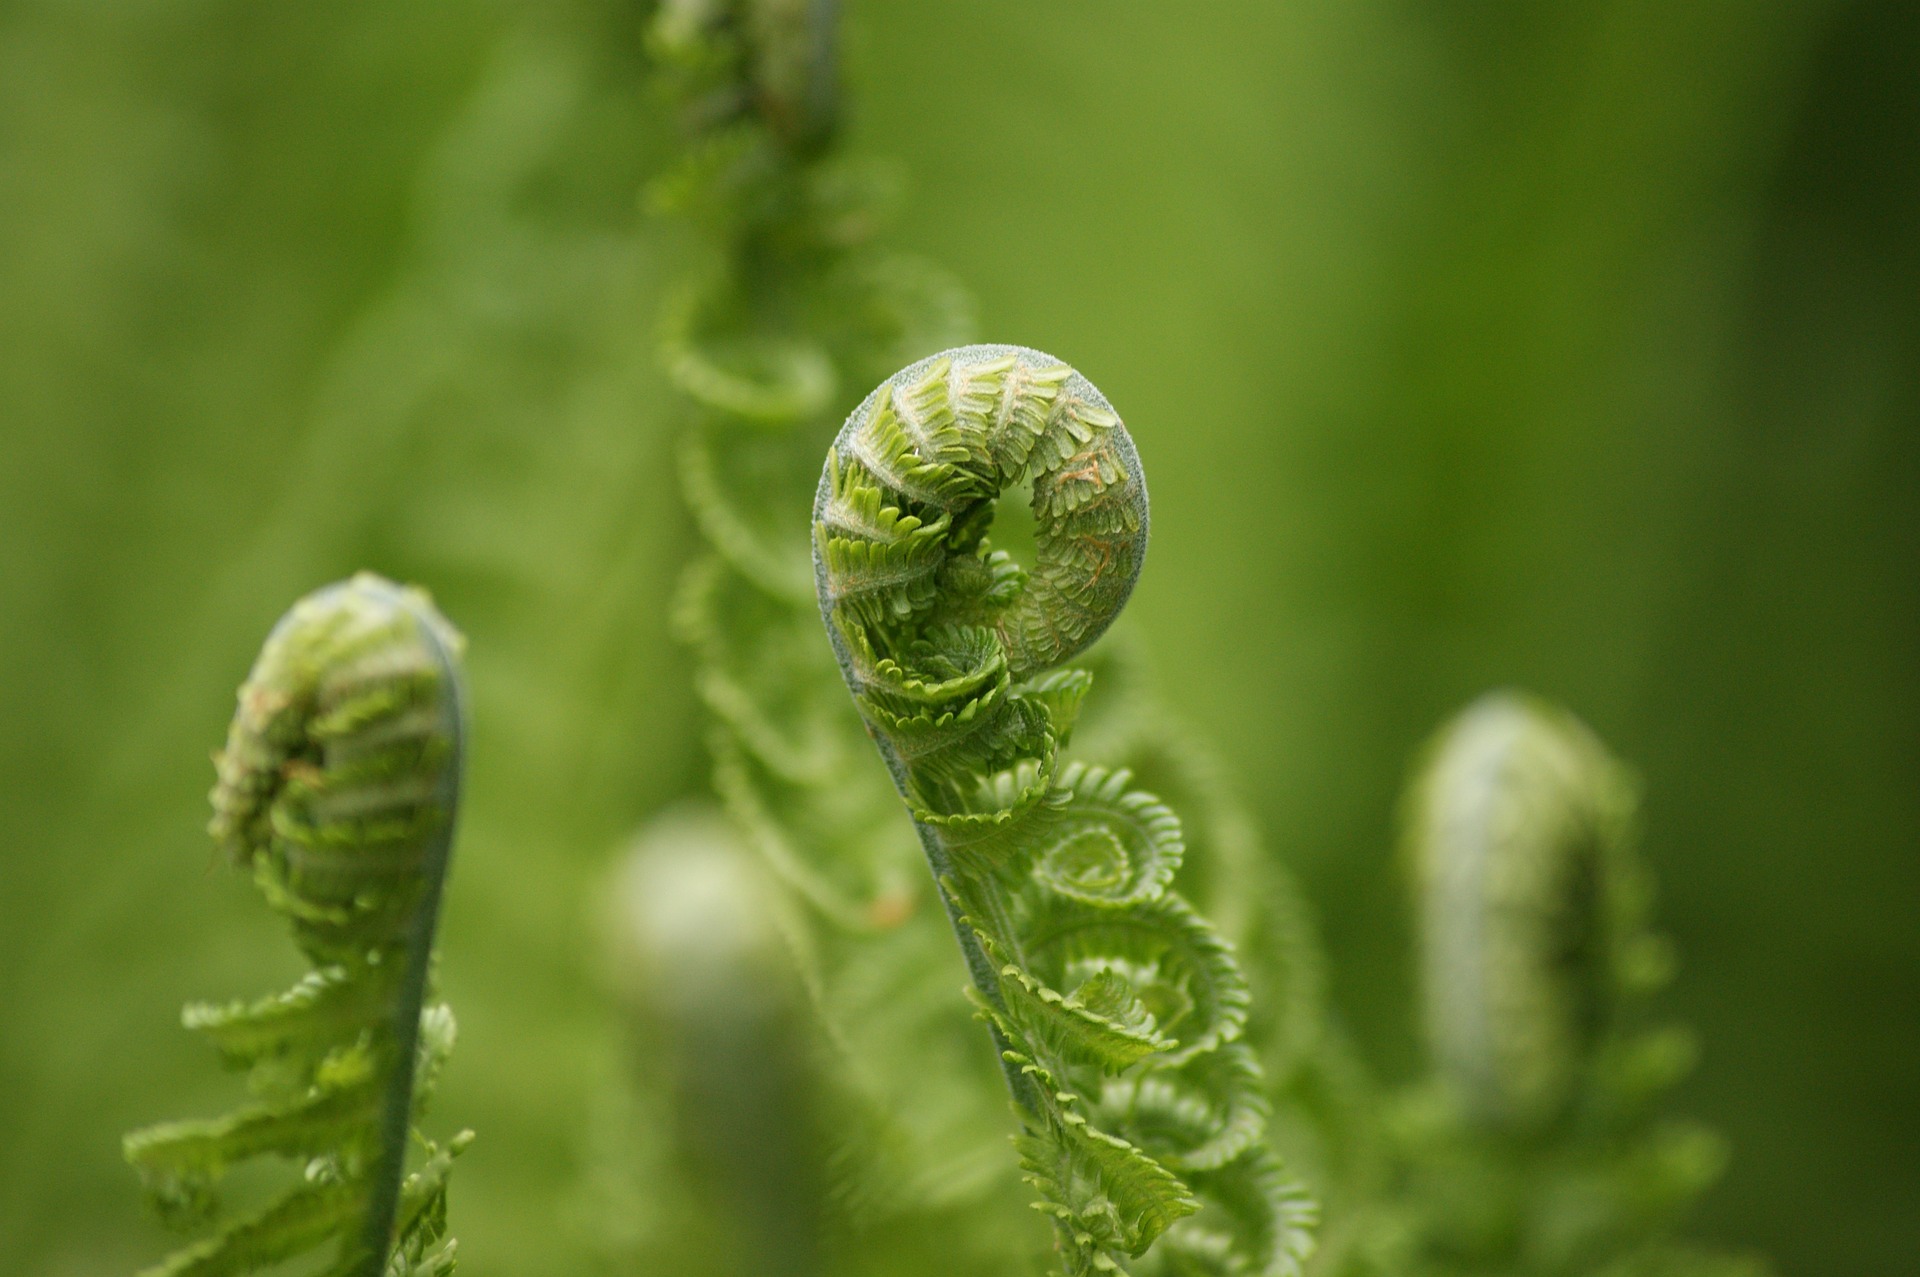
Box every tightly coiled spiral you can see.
[815,347,1313,1277]
[125,574,470,1277]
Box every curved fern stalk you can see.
[124,573,471,1277]
[814,346,1315,1277]
[652,0,973,930]
[1391,691,1768,1276]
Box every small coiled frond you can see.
[126,574,470,1277]
[815,348,1312,1276]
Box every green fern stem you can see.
[125,574,470,1277]
[814,346,1312,1276]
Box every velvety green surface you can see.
[0,2,1911,1274]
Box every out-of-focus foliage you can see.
[1340,693,1770,1277]
[0,2,1912,1276]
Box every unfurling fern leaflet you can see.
[814,346,1315,1276]
[124,574,472,1277]
[1386,691,1767,1277]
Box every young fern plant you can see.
[1386,691,1766,1277]
[124,574,471,1277]
[813,345,1315,1277]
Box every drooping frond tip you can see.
[128,573,470,1277]
[813,347,1312,1276]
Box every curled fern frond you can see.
[126,573,470,1277]
[646,4,1329,1269]
[814,347,1313,1276]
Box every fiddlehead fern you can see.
[814,346,1314,1276]
[124,574,470,1277]
[640,5,1329,1271]
[1384,691,1766,1277]
[1406,690,1641,1134]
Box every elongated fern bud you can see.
[1404,691,1640,1132]
[125,573,471,1277]
[814,346,1315,1277]
[1389,691,1767,1276]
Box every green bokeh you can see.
[0,2,1911,1274]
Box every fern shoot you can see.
[1385,691,1765,1277]
[813,346,1315,1276]
[124,573,471,1277]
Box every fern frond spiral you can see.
[126,573,470,1277]
[815,347,1314,1276]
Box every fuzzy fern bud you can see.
[1403,691,1639,1132]
[125,574,470,1277]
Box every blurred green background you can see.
[1,1,1912,1274]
